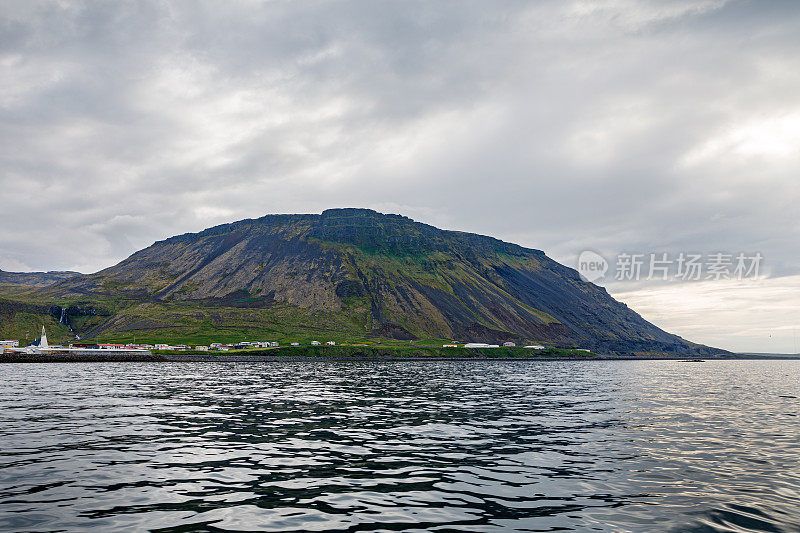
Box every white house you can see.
[524,345,545,349]
[291,342,300,346]
[503,342,516,347]
[326,341,336,346]
[311,341,321,345]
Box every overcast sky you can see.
[1,0,799,352]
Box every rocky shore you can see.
[0,350,164,363]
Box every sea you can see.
[0,360,798,532]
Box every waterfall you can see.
[58,306,75,334]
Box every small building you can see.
[464,343,498,348]
[270,342,279,347]
[326,341,336,346]
[503,342,516,347]
[219,346,230,351]
[2,343,16,353]
[195,346,209,351]
[0,340,19,347]
[524,345,545,349]
[291,342,300,346]
[442,344,458,348]
[311,341,321,345]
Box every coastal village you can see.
[1,327,549,355]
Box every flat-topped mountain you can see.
[1,209,722,355]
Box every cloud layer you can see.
[1,0,799,351]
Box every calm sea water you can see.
[0,360,798,532]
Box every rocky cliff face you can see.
[29,208,721,355]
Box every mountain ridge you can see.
[0,269,81,287]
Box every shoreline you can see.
[1,352,798,363]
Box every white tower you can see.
[40,326,48,349]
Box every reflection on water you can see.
[0,360,798,532]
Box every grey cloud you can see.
[1,0,799,350]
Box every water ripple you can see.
[0,360,798,532]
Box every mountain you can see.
[0,269,81,287]
[1,208,723,355]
